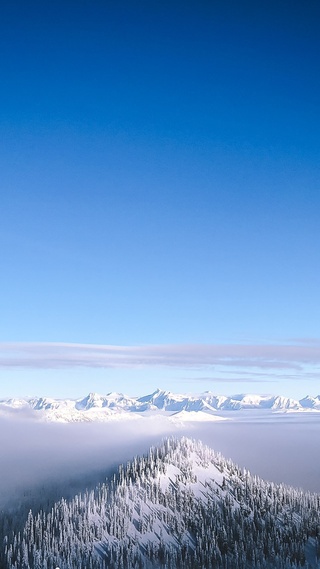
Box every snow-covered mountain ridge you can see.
[1,388,320,422]
[4,437,320,568]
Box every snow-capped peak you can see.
[1,388,319,423]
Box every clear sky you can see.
[1,0,320,399]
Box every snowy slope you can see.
[5,437,320,569]
[169,409,228,424]
[0,387,319,422]
[300,395,320,410]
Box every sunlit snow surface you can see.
[1,389,320,514]
[5,437,320,569]
[1,387,320,423]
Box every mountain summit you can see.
[4,437,320,568]
[0,389,319,422]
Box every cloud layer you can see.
[0,341,320,373]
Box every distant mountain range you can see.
[1,388,320,422]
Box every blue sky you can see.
[1,1,320,399]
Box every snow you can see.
[169,410,227,424]
[6,436,320,569]
[1,388,320,423]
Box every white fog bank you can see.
[1,412,320,509]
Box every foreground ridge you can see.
[3,437,320,568]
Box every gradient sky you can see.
[1,1,320,399]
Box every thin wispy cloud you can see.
[1,341,320,373]
[180,376,278,384]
